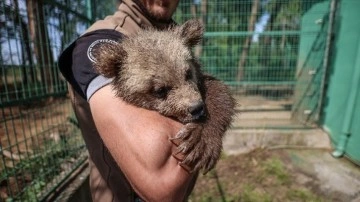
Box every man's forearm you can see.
[89,85,195,201]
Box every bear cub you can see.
[93,19,236,173]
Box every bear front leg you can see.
[171,75,236,174]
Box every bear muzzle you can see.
[188,101,206,121]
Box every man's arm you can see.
[89,85,195,201]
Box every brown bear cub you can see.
[93,19,236,174]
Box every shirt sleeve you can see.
[58,29,124,100]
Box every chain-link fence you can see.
[0,0,332,200]
[0,0,112,200]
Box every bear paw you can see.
[170,123,221,174]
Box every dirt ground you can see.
[189,148,340,202]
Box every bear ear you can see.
[92,42,127,78]
[175,19,204,47]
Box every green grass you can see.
[189,153,326,202]
[262,158,290,185]
[286,189,323,202]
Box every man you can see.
[58,0,198,201]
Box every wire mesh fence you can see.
[175,0,331,128]
[176,0,328,96]
[0,101,86,201]
[0,0,331,200]
[0,0,101,200]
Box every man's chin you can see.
[148,8,172,22]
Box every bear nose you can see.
[188,101,205,120]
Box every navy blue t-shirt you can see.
[58,29,124,100]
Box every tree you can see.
[12,0,36,84]
[26,0,54,93]
[0,1,35,85]
[237,0,259,81]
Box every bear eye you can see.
[153,86,170,99]
[185,69,193,81]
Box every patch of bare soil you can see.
[189,149,334,202]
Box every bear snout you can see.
[188,101,206,121]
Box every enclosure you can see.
[0,0,358,201]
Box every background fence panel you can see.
[175,0,330,129]
[0,0,114,200]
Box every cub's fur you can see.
[93,20,236,173]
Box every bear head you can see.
[93,19,206,123]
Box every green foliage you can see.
[202,36,241,81]
[205,0,253,32]
[93,0,119,20]
[245,42,297,82]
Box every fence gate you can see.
[292,0,334,126]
